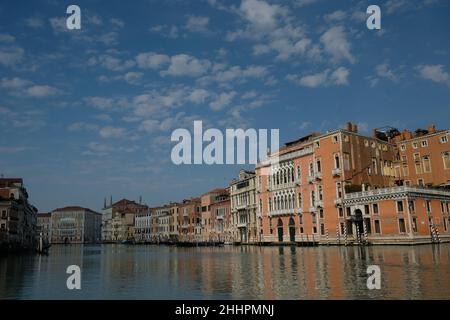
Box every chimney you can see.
[428,125,436,134]
[403,129,412,140]
[346,122,352,131]
[352,123,358,133]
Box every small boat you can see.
[121,239,134,245]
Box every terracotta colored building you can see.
[256,122,450,245]
[392,126,450,187]
[178,198,201,241]
[200,188,229,241]
[207,190,231,243]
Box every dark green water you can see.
[1,244,449,299]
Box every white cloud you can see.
[416,64,450,86]
[239,0,285,31]
[88,54,135,71]
[324,10,347,22]
[161,54,211,77]
[0,33,15,43]
[0,77,32,89]
[287,67,350,88]
[25,17,45,28]
[330,67,350,85]
[186,16,210,33]
[375,63,398,82]
[209,91,237,111]
[94,114,113,122]
[85,97,115,110]
[124,72,144,85]
[188,89,210,104]
[68,122,99,132]
[25,85,60,97]
[135,52,170,69]
[99,126,126,138]
[110,18,125,28]
[0,46,24,67]
[320,26,355,64]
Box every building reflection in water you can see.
[0,244,449,299]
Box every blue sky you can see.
[0,0,449,212]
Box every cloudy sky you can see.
[1,0,449,212]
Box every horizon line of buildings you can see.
[2,121,450,249]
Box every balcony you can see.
[315,171,322,180]
[308,206,316,213]
[296,207,302,214]
[216,214,224,220]
[308,175,315,184]
[334,198,343,206]
[316,200,323,208]
[332,168,341,177]
[181,223,189,229]
[237,222,247,228]
[235,203,247,210]
[270,209,294,217]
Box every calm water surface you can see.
[1,244,450,299]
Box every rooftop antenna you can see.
[110,195,112,206]
[103,197,106,209]
[139,195,142,204]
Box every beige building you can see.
[102,198,149,242]
[37,213,52,243]
[230,170,259,243]
[50,206,101,244]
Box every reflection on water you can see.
[1,244,449,299]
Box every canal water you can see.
[1,244,449,299]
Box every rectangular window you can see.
[313,226,317,234]
[319,209,324,219]
[402,165,409,176]
[412,218,418,233]
[412,142,418,149]
[320,224,325,235]
[373,203,379,215]
[421,140,428,147]
[336,182,343,198]
[441,135,448,144]
[343,153,351,170]
[338,207,343,217]
[413,153,421,161]
[418,179,424,187]
[398,219,406,233]
[397,201,404,213]
[415,162,423,174]
[443,152,450,170]
[374,220,381,234]
[408,200,415,212]
[422,156,431,173]
[300,227,304,234]
[346,207,351,216]
[364,205,370,215]
[426,200,432,212]
[298,193,302,209]
[400,144,406,151]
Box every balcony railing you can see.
[269,209,295,216]
[237,222,247,228]
[315,171,322,180]
[308,206,316,212]
[332,168,341,177]
[308,175,315,184]
[344,186,450,200]
[334,198,343,206]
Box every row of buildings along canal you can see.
[2,122,450,251]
